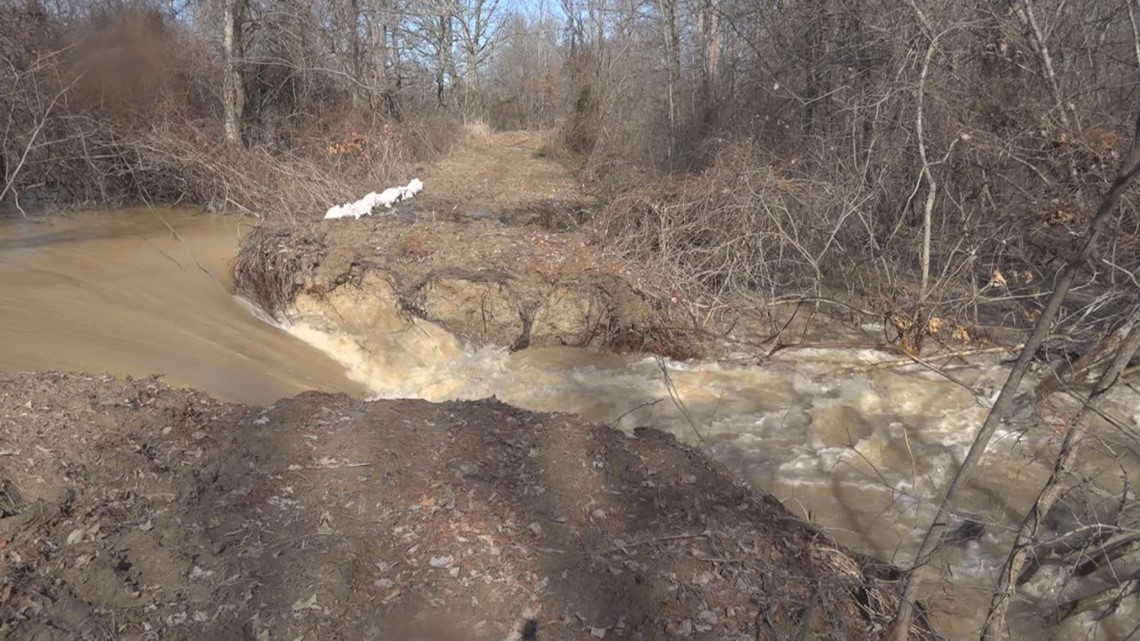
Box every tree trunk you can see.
[696,0,720,120]
[436,10,454,107]
[222,0,245,147]
[655,0,680,163]
[369,2,392,116]
[350,0,363,108]
[916,37,937,299]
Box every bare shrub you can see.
[597,141,839,302]
[1,2,455,219]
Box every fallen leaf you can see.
[989,270,1008,289]
[291,593,320,613]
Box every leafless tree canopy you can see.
[4,0,1140,636]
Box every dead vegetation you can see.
[234,213,699,358]
[0,372,938,641]
[537,0,1140,364]
[0,4,453,218]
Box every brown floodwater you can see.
[0,209,366,403]
[1,208,1137,640]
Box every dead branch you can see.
[892,108,1140,641]
[982,305,1140,638]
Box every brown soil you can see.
[235,128,697,357]
[0,372,932,641]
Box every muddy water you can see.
[0,209,366,404]
[286,311,1140,640]
[1,211,1138,640]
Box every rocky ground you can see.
[0,372,932,641]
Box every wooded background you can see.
[2,0,1138,335]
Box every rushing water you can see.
[1,210,1138,640]
[0,209,366,403]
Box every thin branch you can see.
[892,108,1140,640]
[982,306,1140,639]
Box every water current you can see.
[1,209,1137,640]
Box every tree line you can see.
[3,2,1140,635]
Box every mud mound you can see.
[235,218,696,357]
[0,372,934,640]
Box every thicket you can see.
[0,1,453,219]
[5,0,1140,636]
[545,0,1140,352]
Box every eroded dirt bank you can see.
[234,127,703,360]
[235,218,696,358]
[0,372,932,640]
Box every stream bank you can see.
[0,372,927,640]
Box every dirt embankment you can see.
[0,372,932,640]
[234,129,698,358]
[236,220,693,357]
[0,129,937,639]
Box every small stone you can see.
[697,610,717,625]
[318,511,334,535]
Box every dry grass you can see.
[461,119,495,144]
[418,127,587,210]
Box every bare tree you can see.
[222,0,246,146]
[454,0,501,88]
